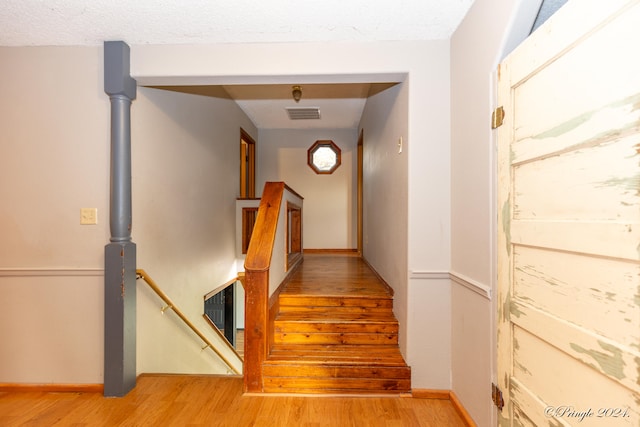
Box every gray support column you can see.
[103,41,137,397]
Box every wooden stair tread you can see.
[277,306,393,316]
[272,333,398,345]
[280,288,392,297]
[274,324,398,334]
[278,296,393,308]
[265,357,408,366]
[268,343,404,352]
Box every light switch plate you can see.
[80,208,98,225]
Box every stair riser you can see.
[274,322,398,334]
[262,387,410,395]
[278,306,393,315]
[278,297,393,309]
[266,346,408,364]
[262,378,411,394]
[273,333,398,345]
[262,365,411,379]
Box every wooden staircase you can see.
[261,255,411,394]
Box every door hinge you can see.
[492,383,504,411]
[491,106,505,129]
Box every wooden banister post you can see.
[243,182,285,393]
[243,270,269,392]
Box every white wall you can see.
[131,40,452,391]
[0,40,453,389]
[355,48,452,391]
[404,49,454,390]
[450,1,540,425]
[257,128,357,250]
[268,187,305,296]
[0,46,254,383]
[0,46,109,384]
[359,82,409,349]
[133,87,255,374]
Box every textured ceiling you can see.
[1,0,475,130]
[0,0,474,46]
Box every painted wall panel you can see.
[406,278,452,389]
[268,187,304,297]
[0,273,104,383]
[0,46,109,268]
[0,46,108,384]
[359,83,410,356]
[451,283,492,422]
[450,0,529,425]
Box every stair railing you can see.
[243,182,283,392]
[136,269,241,375]
[243,182,304,392]
[203,276,244,360]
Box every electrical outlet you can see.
[80,208,98,225]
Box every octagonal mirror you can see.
[308,140,341,174]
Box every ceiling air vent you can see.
[286,107,321,120]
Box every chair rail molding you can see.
[409,270,492,300]
[449,271,492,300]
[409,271,450,280]
[0,268,104,277]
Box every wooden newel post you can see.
[243,269,269,392]
[243,182,284,393]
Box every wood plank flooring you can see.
[280,254,392,298]
[0,375,468,426]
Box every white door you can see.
[497,1,640,426]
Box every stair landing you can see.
[263,254,411,394]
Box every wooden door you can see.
[357,129,364,254]
[240,129,256,198]
[496,1,640,426]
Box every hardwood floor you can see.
[0,375,468,426]
[281,253,391,298]
[0,256,471,425]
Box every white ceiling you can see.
[0,0,474,46]
[1,0,475,130]
[225,84,372,130]
[158,83,399,129]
